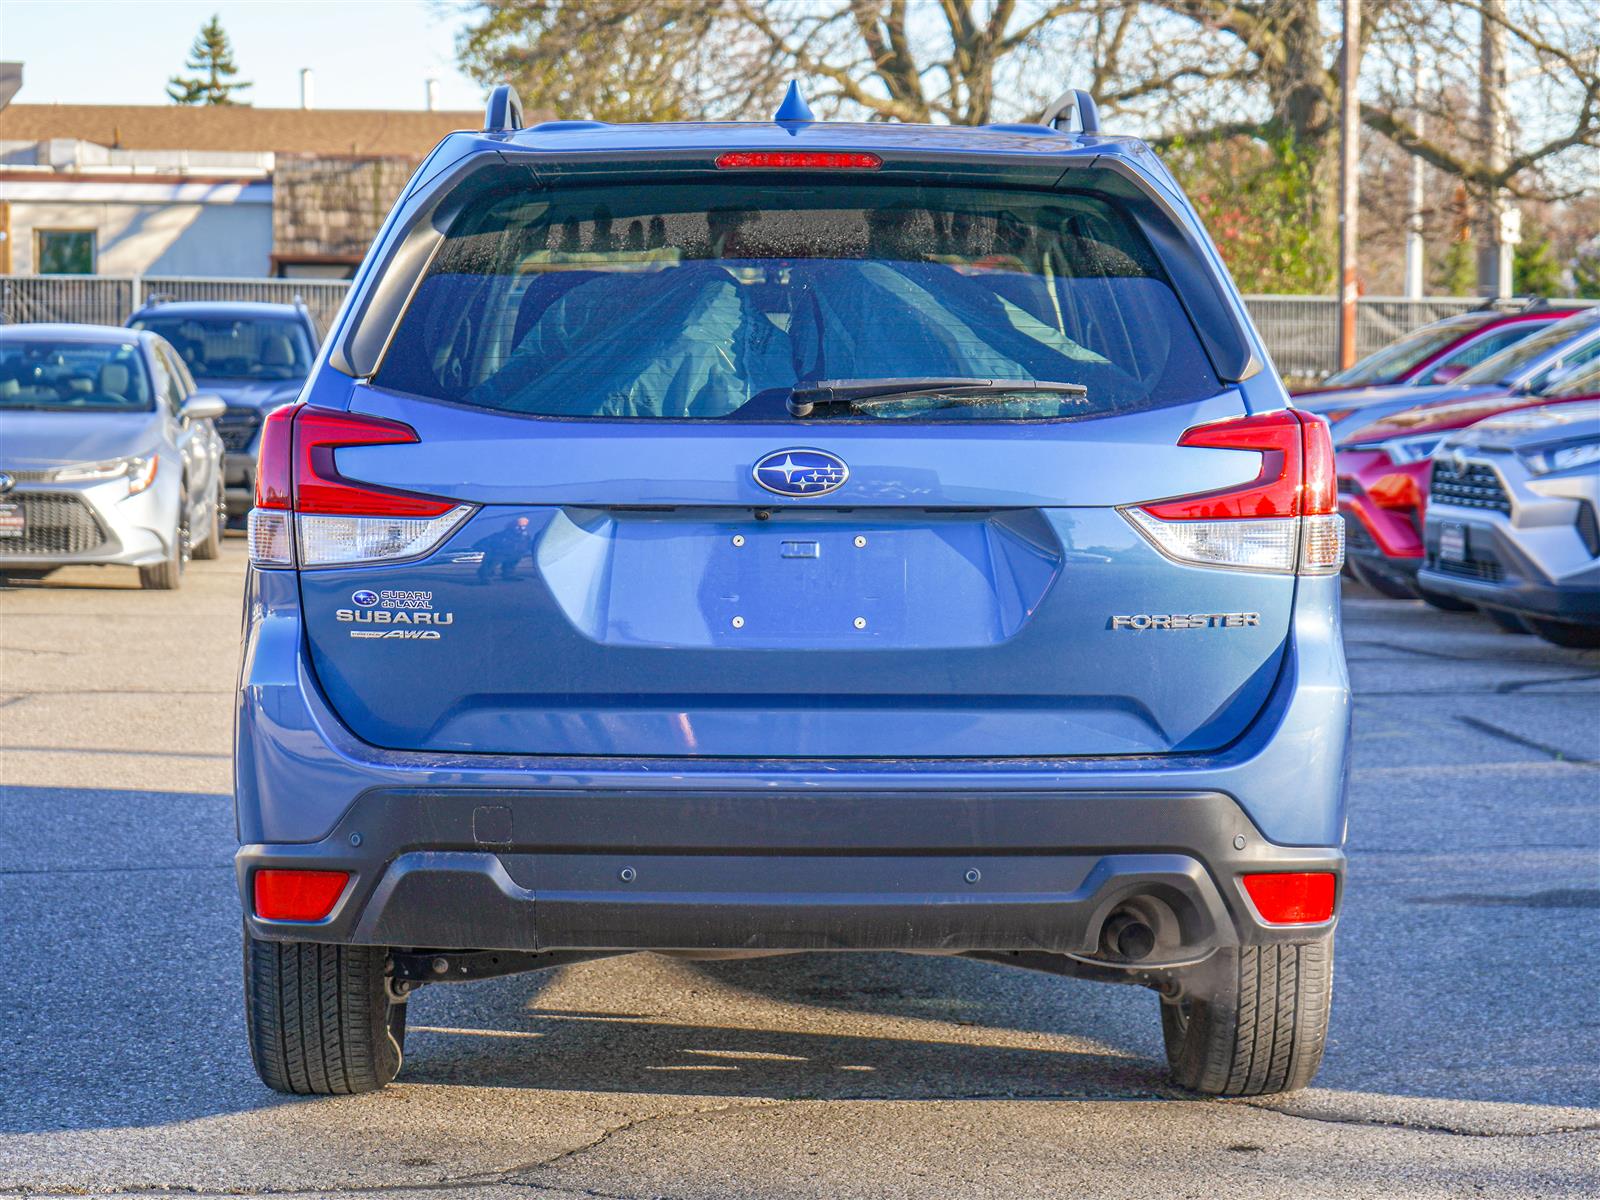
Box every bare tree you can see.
[452,0,1598,290]
[455,1,1099,126]
[1126,0,1600,200]
[454,1,777,123]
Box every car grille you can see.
[0,492,109,556]
[217,407,262,453]
[0,467,59,483]
[1430,460,1510,513]
[1428,554,1504,582]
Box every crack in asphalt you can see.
[1454,715,1599,766]
[1242,1100,1600,1139]
[1346,638,1580,665]
[0,1103,759,1200]
[9,1099,1599,1200]
[510,1100,752,1184]
[1493,672,1600,694]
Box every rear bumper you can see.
[1339,492,1423,564]
[235,566,1351,956]
[240,789,1342,955]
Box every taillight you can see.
[255,406,295,510]
[1241,872,1337,925]
[254,868,350,922]
[247,404,473,568]
[715,150,882,170]
[1123,409,1343,575]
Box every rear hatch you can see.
[288,162,1303,758]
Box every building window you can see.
[36,229,96,274]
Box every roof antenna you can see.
[774,81,814,124]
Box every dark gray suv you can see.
[127,300,319,522]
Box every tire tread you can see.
[1163,937,1332,1096]
[243,933,401,1095]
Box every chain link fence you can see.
[0,275,1552,383]
[0,276,351,336]
[1246,294,1485,383]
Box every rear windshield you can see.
[374,180,1221,421]
[130,314,313,382]
[0,339,152,411]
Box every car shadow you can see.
[0,568,145,590]
[399,952,1175,1100]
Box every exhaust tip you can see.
[1101,910,1157,962]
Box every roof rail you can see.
[1039,89,1101,135]
[1476,295,1562,314]
[484,84,524,133]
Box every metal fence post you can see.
[129,273,142,316]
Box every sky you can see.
[0,1,487,111]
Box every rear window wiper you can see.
[787,377,1088,417]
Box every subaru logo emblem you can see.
[752,448,849,498]
[352,589,380,607]
[0,473,12,496]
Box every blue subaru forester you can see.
[235,85,1349,1097]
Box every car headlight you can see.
[53,454,159,494]
[1340,433,1442,465]
[1522,440,1600,476]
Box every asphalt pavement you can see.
[1,541,1596,1198]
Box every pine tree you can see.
[167,15,251,106]
[1513,239,1562,298]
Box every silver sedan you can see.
[0,324,226,589]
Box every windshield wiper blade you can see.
[787,377,1088,417]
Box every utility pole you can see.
[1338,0,1362,370]
[1404,64,1426,299]
[1478,0,1515,298]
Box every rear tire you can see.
[1161,937,1333,1096]
[243,931,406,1095]
[191,482,223,561]
[1523,618,1600,649]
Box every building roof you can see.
[0,104,483,158]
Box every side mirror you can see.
[1427,364,1467,385]
[180,393,227,422]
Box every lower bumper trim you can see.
[238,788,1344,957]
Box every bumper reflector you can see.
[1242,872,1337,924]
[254,869,350,921]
